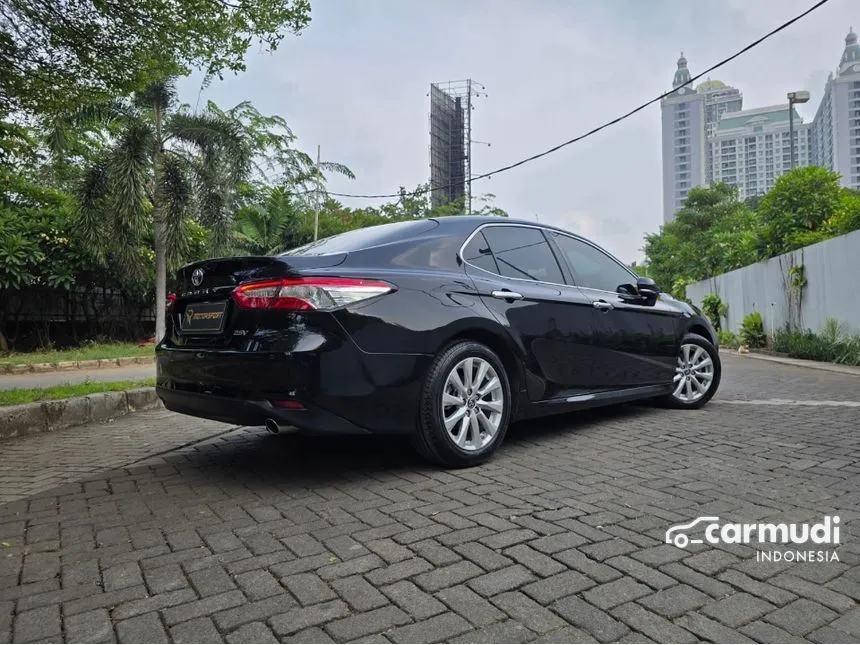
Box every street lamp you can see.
[787,90,810,170]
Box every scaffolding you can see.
[429,79,484,212]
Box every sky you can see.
[179,0,858,265]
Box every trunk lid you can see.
[169,253,347,346]
[175,254,348,295]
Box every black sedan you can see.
[156,216,721,467]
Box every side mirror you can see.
[636,276,660,297]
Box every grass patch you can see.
[0,342,153,368]
[0,378,156,407]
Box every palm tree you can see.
[233,186,306,255]
[56,79,251,342]
[52,81,355,342]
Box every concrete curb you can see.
[722,348,860,377]
[0,355,154,375]
[0,387,162,441]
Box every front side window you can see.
[550,233,635,293]
[476,226,564,284]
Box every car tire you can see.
[413,341,512,468]
[660,332,721,409]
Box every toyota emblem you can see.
[191,268,204,286]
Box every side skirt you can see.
[518,384,672,419]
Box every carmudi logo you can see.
[665,515,841,563]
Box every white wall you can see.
[686,228,860,335]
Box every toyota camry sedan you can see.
[156,216,720,467]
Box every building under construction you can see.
[429,80,483,211]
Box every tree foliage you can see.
[232,183,509,257]
[757,166,845,256]
[0,0,311,114]
[644,168,860,298]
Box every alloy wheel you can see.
[441,356,504,451]
[672,342,715,403]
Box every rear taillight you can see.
[231,277,393,311]
[166,293,176,312]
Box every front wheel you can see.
[661,333,721,409]
[413,341,511,468]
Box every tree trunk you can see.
[153,104,167,343]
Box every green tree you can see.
[644,183,752,292]
[826,187,860,236]
[376,183,508,220]
[629,261,649,276]
[757,166,843,256]
[644,167,860,303]
[233,186,304,255]
[1,0,311,114]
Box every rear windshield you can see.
[284,219,439,256]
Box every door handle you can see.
[491,290,524,301]
[592,300,614,311]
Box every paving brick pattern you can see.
[0,355,858,643]
[0,409,235,503]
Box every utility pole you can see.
[314,145,321,241]
[466,79,472,215]
[788,107,795,171]
[787,91,810,170]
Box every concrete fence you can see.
[686,228,860,336]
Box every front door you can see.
[546,231,681,388]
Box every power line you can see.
[323,0,831,201]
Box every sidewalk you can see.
[0,364,155,390]
[729,349,860,377]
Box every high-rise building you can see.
[810,28,860,189]
[660,55,707,223]
[700,80,743,185]
[709,105,810,201]
[660,56,743,223]
[661,28,860,224]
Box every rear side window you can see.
[479,226,564,284]
[461,232,499,273]
[285,219,439,256]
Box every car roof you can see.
[428,215,585,240]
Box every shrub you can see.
[773,329,833,360]
[701,294,728,331]
[717,330,740,348]
[740,311,767,348]
[772,321,860,366]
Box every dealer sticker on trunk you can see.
[180,301,228,333]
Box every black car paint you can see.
[156,216,716,435]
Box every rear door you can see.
[462,224,598,399]
[546,231,681,387]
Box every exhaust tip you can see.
[264,419,281,435]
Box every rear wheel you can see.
[660,333,721,409]
[414,341,511,468]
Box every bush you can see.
[701,294,728,331]
[773,319,860,365]
[773,329,833,360]
[740,311,767,348]
[717,330,740,348]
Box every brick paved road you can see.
[0,354,858,643]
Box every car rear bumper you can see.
[155,345,432,434]
[155,386,371,434]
